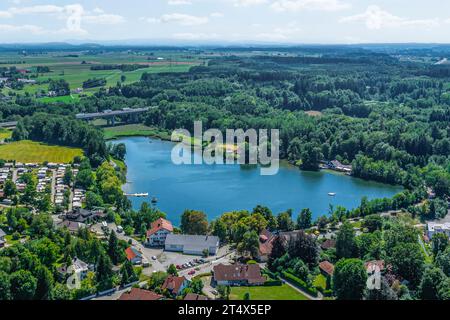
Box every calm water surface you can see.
[118,137,403,225]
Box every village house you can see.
[320,239,336,250]
[161,275,189,297]
[165,234,220,256]
[427,222,450,239]
[125,247,143,265]
[57,220,85,234]
[319,261,335,278]
[213,264,266,286]
[57,258,91,281]
[65,208,105,224]
[257,229,276,262]
[145,217,173,247]
[119,288,164,301]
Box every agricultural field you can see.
[1,50,203,96]
[229,284,309,300]
[0,140,83,163]
[103,124,171,140]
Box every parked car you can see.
[151,256,157,260]
[188,270,196,275]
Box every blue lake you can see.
[117,137,403,225]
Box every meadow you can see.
[0,140,83,163]
[229,284,309,300]
[103,124,171,140]
[1,50,203,96]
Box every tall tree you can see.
[297,208,312,230]
[333,258,367,300]
[336,222,357,259]
[180,210,208,235]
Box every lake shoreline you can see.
[114,136,403,224]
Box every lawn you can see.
[37,94,81,104]
[0,140,83,163]
[103,124,171,140]
[313,274,327,290]
[0,129,12,141]
[229,284,309,300]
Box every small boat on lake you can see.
[124,193,149,197]
[328,192,336,196]
[151,197,158,204]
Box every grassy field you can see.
[0,129,12,141]
[1,51,203,97]
[0,140,83,163]
[229,285,309,300]
[313,274,327,290]
[103,124,171,140]
[37,94,81,104]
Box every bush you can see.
[264,280,283,286]
[282,271,318,297]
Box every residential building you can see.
[165,234,220,256]
[319,261,335,278]
[257,229,276,262]
[57,258,91,280]
[365,260,385,274]
[125,247,143,265]
[145,217,173,247]
[118,288,164,301]
[57,220,85,234]
[427,222,450,239]
[161,275,189,297]
[213,264,266,286]
[320,239,336,250]
[184,293,208,300]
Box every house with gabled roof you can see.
[125,247,143,265]
[161,275,189,297]
[119,288,164,301]
[213,264,266,286]
[145,217,173,247]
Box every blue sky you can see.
[0,0,450,44]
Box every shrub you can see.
[282,271,318,297]
[264,280,283,286]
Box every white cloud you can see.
[340,5,439,30]
[210,12,224,18]
[0,11,13,18]
[232,0,268,7]
[83,14,125,25]
[256,22,301,41]
[8,5,64,15]
[167,0,192,5]
[0,23,45,34]
[150,13,209,26]
[172,32,219,40]
[271,0,350,12]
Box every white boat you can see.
[124,193,149,197]
[328,192,336,196]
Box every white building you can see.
[145,218,173,247]
[427,222,450,239]
[165,234,220,256]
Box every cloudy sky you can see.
[1,0,450,44]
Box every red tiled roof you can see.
[118,288,163,301]
[321,239,336,250]
[146,218,173,237]
[258,230,275,256]
[125,247,140,261]
[319,261,335,276]
[184,293,208,301]
[213,264,265,284]
[162,275,186,295]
